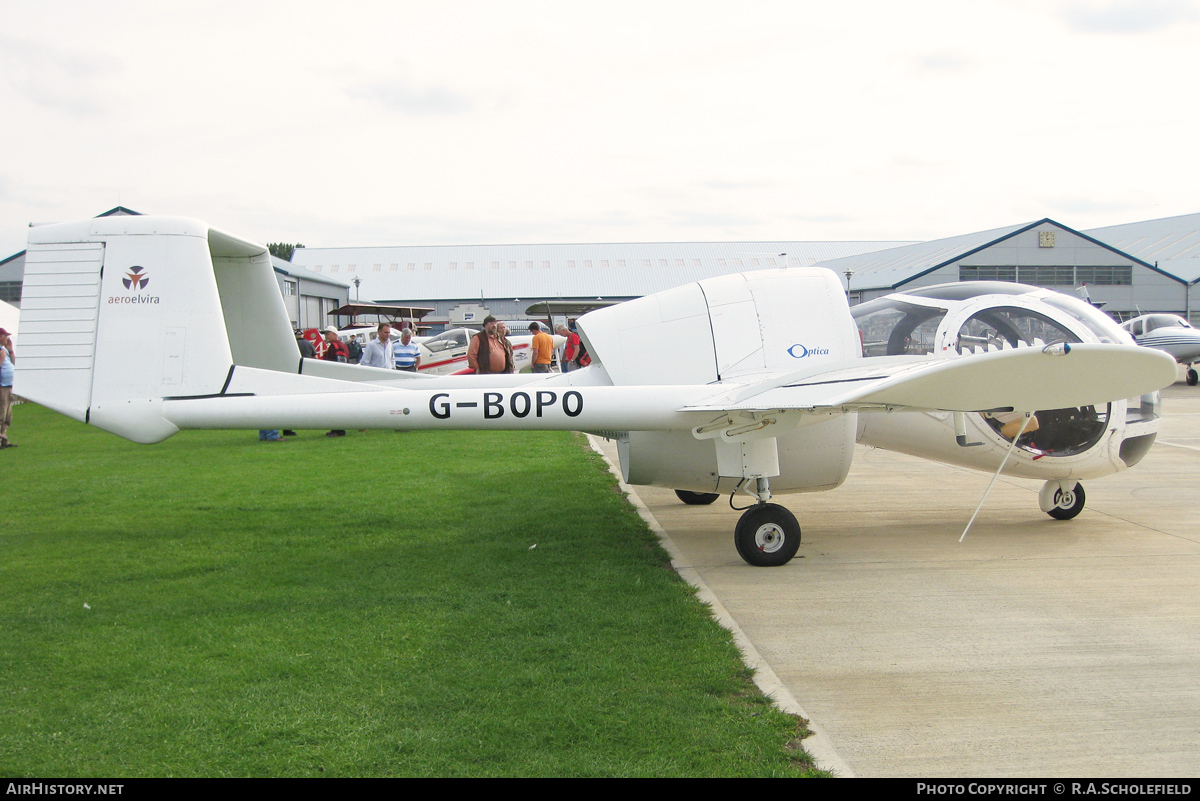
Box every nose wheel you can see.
[734,503,801,566]
[1187,367,1198,386]
[1039,480,1086,520]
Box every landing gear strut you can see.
[1039,480,1086,520]
[732,477,801,567]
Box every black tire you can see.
[1047,482,1086,520]
[734,503,801,567]
[1187,368,1198,387]
[674,489,719,505]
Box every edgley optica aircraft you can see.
[1119,313,1200,386]
[18,217,1178,566]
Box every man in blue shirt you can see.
[359,323,395,370]
[393,328,421,372]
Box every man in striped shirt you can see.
[393,328,421,372]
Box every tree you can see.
[267,242,305,261]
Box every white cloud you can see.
[0,34,120,115]
[1056,0,1199,33]
[1039,196,1152,219]
[0,0,1197,255]
[912,51,973,74]
[348,73,480,116]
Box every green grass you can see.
[0,404,820,777]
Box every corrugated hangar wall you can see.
[288,239,916,330]
[820,219,1192,322]
[897,225,1184,319]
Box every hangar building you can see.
[817,217,1192,322]
[1083,213,1200,322]
[5,209,1199,333]
[269,256,350,331]
[288,239,916,329]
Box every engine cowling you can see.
[616,415,856,495]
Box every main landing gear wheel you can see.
[1040,481,1086,520]
[734,503,801,567]
[1187,367,1198,386]
[674,489,720,505]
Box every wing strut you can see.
[959,413,1034,543]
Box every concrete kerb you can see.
[585,434,853,778]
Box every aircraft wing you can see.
[683,343,1178,414]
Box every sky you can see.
[2,0,1198,258]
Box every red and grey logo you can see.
[122,266,150,290]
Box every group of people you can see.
[465,316,588,374]
[262,317,588,441]
[292,324,421,372]
[294,317,587,376]
[268,323,422,441]
[466,317,517,374]
[357,323,421,373]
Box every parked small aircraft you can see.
[1119,313,1200,386]
[17,218,1178,566]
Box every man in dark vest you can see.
[295,329,316,360]
[467,316,514,374]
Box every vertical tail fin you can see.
[19,216,298,442]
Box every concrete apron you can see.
[590,381,1200,778]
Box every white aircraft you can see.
[17,218,1177,566]
[1119,313,1200,386]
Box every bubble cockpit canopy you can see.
[850,281,1145,459]
[852,298,947,357]
[422,328,470,352]
[851,281,1131,358]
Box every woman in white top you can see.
[0,327,15,448]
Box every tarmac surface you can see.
[592,378,1200,778]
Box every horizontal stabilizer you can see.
[684,344,1178,414]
